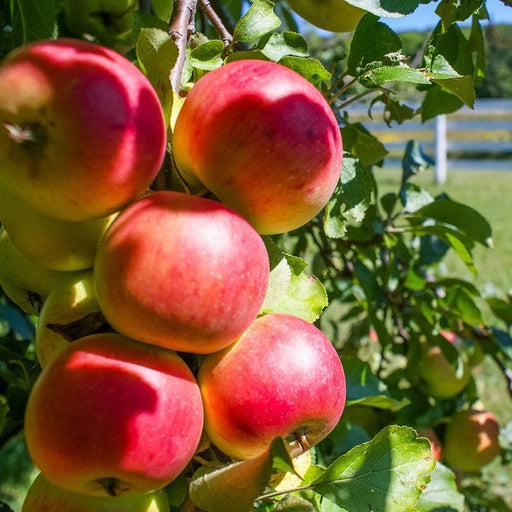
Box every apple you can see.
[287,0,366,33]
[62,0,138,42]
[0,38,166,221]
[443,409,501,472]
[22,472,170,512]
[35,270,108,368]
[416,427,443,462]
[0,182,117,271]
[94,190,270,354]
[197,313,346,460]
[0,227,73,315]
[172,59,343,235]
[24,332,204,497]
[415,337,471,400]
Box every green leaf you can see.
[413,199,493,248]
[444,286,483,326]
[136,28,178,127]
[348,15,402,76]
[306,425,436,512]
[324,155,375,239]
[279,56,331,87]
[10,0,57,45]
[402,140,435,182]
[344,0,421,17]
[233,0,281,43]
[360,66,431,88]
[190,438,291,512]
[421,85,464,122]
[400,183,434,213]
[486,297,512,326]
[190,40,224,71]
[416,462,465,512]
[274,494,317,511]
[259,31,309,62]
[432,75,476,109]
[341,124,388,167]
[150,0,173,21]
[261,239,328,322]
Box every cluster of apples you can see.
[0,37,347,508]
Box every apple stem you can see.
[96,477,130,497]
[3,122,46,151]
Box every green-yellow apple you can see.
[36,270,108,368]
[94,190,270,354]
[198,313,346,460]
[443,409,501,472]
[415,337,471,400]
[0,182,117,271]
[287,0,366,32]
[0,227,73,315]
[24,332,204,497]
[172,59,343,235]
[62,0,138,42]
[22,472,170,512]
[0,38,166,221]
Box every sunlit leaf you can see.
[233,0,281,43]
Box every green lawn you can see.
[374,166,512,294]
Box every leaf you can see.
[189,438,290,512]
[444,285,483,326]
[416,462,465,512]
[341,124,388,167]
[279,56,331,87]
[259,31,309,62]
[360,66,431,88]
[402,140,435,182]
[421,85,464,122]
[306,425,435,512]
[324,155,375,238]
[486,297,512,326]
[345,0,421,17]
[400,183,434,213]
[190,40,224,71]
[10,0,57,45]
[413,199,493,248]
[274,494,317,511]
[348,15,402,76]
[136,28,178,127]
[261,239,328,322]
[233,0,281,43]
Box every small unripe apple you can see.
[287,0,366,32]
[62,0,138,42]
[172,59,343,235]
[443,409,501,472]
[25,333,204,497]
[22,472,170,512]
[94,190,270,354]
[0,182,117,271]
[35,270,107,368]
[0,38,166,221]
[198,313,346,460]
[0,227,72,315]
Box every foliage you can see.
[1,0,512,511]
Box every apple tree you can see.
[1,0,512,511]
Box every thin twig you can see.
[198,0,233,51]
[168,0,198,93]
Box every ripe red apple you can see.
[287,0,366,33]
[94,190,270,354]
[443,409,501,472]
[0,38,166,221]
[172,59,343,235]
[198,313,346,460]
[0,182,117,271]
[22,472,170,512]
[24,333,204,497]
[0,227,73,315]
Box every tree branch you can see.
[168,0,198,93]
[198,0,233,50]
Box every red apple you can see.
[172,59,343,235]
[94,190,270,354]
[198,313,346,460]
[416,427,443,462]
[443,409,501,472]
[24,333,204,497]
[22,472,170,512]
[0,38,166,221]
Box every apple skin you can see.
[0,38,166,221]
[22,472,170,512]
[0,227,73,315]
[287,0,366,33]
[24,332,204,497]
[172,59,343,235]
[416,428,443,462]
[416,338,471,400]
[94,190,270,354]
[0,182,117,271]
[443,409,501,472]
[198,313,346,460]
[35,270,107,368]
[62,0,138,42]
